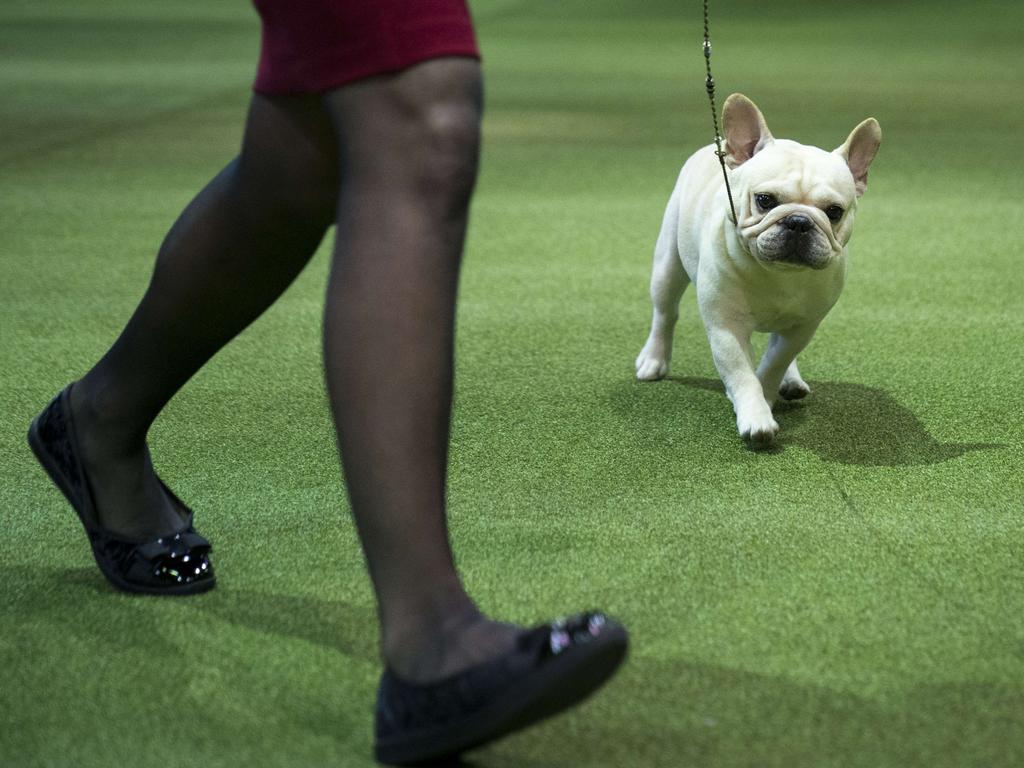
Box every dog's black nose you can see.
[783,214,813,233]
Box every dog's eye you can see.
[755,193,778,212]
[825,204,844,222]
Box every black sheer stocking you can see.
[322,59,519,682]
[71,94,337,540]
[70,60,520,682]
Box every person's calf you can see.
[65,94,341,539]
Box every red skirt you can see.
[252,0,480,94]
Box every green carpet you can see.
[2,1,1022,766]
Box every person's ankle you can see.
[70,378,146,455]
[382,596,481,678]
[382,600,523,684]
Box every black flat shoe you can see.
[27,384,216,596]
[374,611,628,765]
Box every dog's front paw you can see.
[635,346,669,381]
[737,409,779,448]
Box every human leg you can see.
[67,93,338,540]
[320,57,519,683]
[322,58,628,762]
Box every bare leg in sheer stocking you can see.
[67,58,519,682]
[69,94,338,540]
[322,58,519,683]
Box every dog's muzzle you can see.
[759,215,831,269]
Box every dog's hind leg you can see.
[636,190,688,381]
[778,359,811,401]
[757,329,816,406]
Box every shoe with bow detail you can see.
[375,611,628,765]
[28,384,216,596]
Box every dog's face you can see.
[722,94,881,271]
[738,141,858,270]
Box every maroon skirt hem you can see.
[252,0,480,95]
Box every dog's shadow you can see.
[618,376,998,466]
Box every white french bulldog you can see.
[635,93,881,447]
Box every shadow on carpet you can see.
[614,377,999,466]
[4,568,1021,767]
[192,587,378,662]
[493,654,1024,768]
[0,565,377,661]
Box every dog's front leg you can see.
[756,325,818,407]
[705,322,778,446]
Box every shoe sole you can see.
[374,622,629,765]
[27,408,216,597]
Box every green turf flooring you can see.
[2,1,1023,766]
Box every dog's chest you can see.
[741,270,841,332]
[747,291,813,332]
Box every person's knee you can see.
[328,59,483,209]
[414,95,481,207]
[394,61,483,207]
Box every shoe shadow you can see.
[190,588,378,663]
[620,376,999,466]
[1,565,377,663]
[0,565,183,655]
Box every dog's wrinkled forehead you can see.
[741,139,856,203]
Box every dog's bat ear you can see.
[722,93,773,169]
[835,118,881,197]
